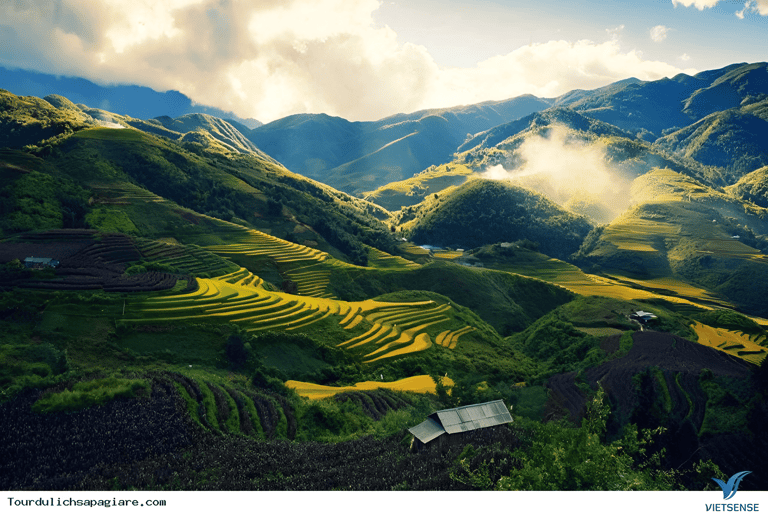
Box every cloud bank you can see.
[1,0,696,122]
[672,0,768,15]
[481,125,633,223]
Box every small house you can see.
[23,257,60,269]
[408,399,513,452]
[630,310,657,323]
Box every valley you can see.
[1,62,768,491]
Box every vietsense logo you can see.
[713,471,752,500]
[705,471,759,512]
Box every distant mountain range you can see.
[4,62,766,196]
[0,66,262,129]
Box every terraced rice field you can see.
[435,326,476,349]
[338,301,454,362]
[395,242,431,257]
[432,250,465,260]
[690,321,767,366]
[283,262,334,298]
[285,375,455,400]
[601,218,677,253]
[134,238,239,277]
[491,256,727,310]
[124,271,462,362]
[604,274,728,307]
[193,223,350,298]
[89,182,172,205]
[202,227,329,265]
[366,246,420,270]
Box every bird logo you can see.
[712,471,751,500]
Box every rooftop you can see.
[408,399,513,444]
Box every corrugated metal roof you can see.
[410,399,513,442]
[408,417,446,443]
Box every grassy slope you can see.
[653,101,768,182]
[401,179,594,261]
[573,173,768,315]
[726,165,768,208]
[36,127,392,262]
[324,259,575,336]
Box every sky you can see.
[1,0,766,123]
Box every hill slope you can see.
[246,96,551,194]
[402,179,594,260]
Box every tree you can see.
[225,335,249,370]
[451,387,705,490]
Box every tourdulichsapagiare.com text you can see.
[7,498,167,508]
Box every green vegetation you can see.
[401,179,593,260]
[693,309,765,335]
[0,169,90,234]
[0,342,69,399]
[0,89,92,149]
[698,373,751,437]
[32,377,150,413]
[452,388,721,490]
[574,197,768,316]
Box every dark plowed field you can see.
[545,331,765,480]
[1,230,186,292]
[0,379,192,490]
[547,331,752,421]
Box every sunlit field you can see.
[285,375,455,399]
[123,271,467,362]
[690,321,767,365]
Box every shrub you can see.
[32,378,150,413]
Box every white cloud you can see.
[482,125,633,222]
[0,1,697,123]
[680,53,691,61]
[673,0,768,15]
[737,0,768,17]
[429,39,695,108]
[650,25,669,43]
[671,0,720,9]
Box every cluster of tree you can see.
[0,170,90,234]
[451,388,722,490]
[405,180,593,260]
[0,91,91,149]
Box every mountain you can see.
[726,166,768,207]
[400,179,594,260]
[366,108,719,217]
[245,95,551,194]
[457,107,634,153]
[0,66,262,128]
[573,169,768,316]
[653,103,768,182]
[0,89,393,266]
[553,62,768,140]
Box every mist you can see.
[481,124,633,224]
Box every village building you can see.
[23,257,60,269]
[630,310,658,324]
[408,399,513,452]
